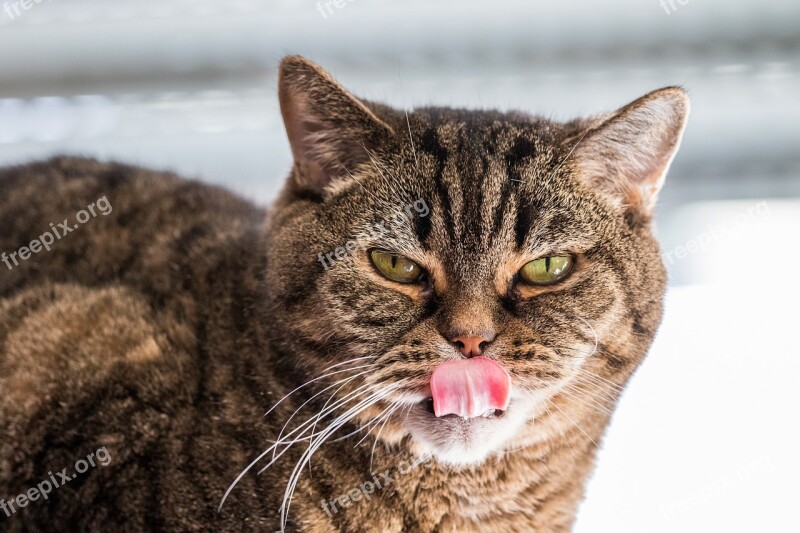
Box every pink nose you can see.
[451,335,494,358]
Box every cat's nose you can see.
[450,333,495,358]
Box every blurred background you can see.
[1,0,797,531]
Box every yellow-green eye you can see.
[519,255,574,286]
[369,250,424,283]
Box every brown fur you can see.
[0,56,689,531]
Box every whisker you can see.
[549,401,599,449]
[320,355,379,373]
[308,366,378,448]
[331,393,413,445]
[260,383,383,478]
[405,110,418,167]
[271,378,379,461]
[218,379,383,512]
[353,402,397,448]
[571,374,622,402]
[370,400,405,470]
[568,381,618,409]
[560,386,613,416]
[574,315,599,357]
[271,368,375,460]
[263,361,376,418]
[574,367,624,392]
[266,383,393,473]
[535,128,590,184]
[504,403,587,463]
[344,165,387,208]
[279,382,407,530]
[358,141,410,203]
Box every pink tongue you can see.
[430,357,511,418]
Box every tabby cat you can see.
[0,56,689,532]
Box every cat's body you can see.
[0,57,688,532]
[0,157,595,532]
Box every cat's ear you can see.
[571,87,690,219]
[278,55,395,197]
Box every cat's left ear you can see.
[571,87,690,219]
[278,55,396,198]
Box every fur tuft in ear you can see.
[278,55,395,198]
[571,87,690,218]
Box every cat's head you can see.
[265,56,689,466]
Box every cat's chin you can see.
[404,398,533,467]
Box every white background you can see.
[577,282,799,532]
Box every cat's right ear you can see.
[278,55,395,198]
[570,87,690,221]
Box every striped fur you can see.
[0,57,688,531]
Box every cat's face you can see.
[266,57,688,466]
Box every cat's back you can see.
[0,157,278,530]
[0,156,266,299]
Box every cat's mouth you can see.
[405,393,526,466]
[397,357,525,465]
[422,397,506,419]
[427,356,511,418]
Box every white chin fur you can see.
[424,442,496,466]
[407,399,532,467]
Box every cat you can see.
[0,55,689,532]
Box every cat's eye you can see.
[519,255,574,286]
[369,250,424,284]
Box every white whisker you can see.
[279,382,406,531]
[574,315,599,358]
[218,378,383,513]
[405,110,418,167]
[263,361,376,418]
[560,386,613,416]
[549,401,599,449]
[369,400,406,470]
[270,379,382,458]
[271,369,374,461]
[574,367,623,392]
